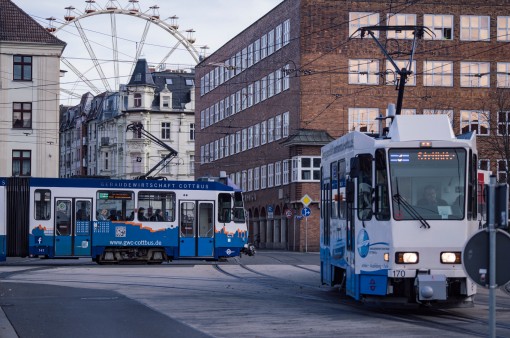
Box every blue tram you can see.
[0,176,253,263]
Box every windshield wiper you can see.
[393,193,431,229]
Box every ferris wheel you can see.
[46,0,203,103]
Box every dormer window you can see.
[135,73,142,81]
[162,96,170,108]
[166,78,173,85]
[134,93,142,107]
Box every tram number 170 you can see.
[392,270,406,278]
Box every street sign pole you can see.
[293,214,296,252]
[488,175,496,338]
[305,216,308,253]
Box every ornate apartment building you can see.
[195,0,510,251]
[59,59,196,180]
[0,0,66,177]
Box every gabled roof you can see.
[281,129,334,147]
[127,58,156,87]
[0,0,66,46]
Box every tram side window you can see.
[34,189,51,220]
[357,154,373,220]
[330,162,338,219]
[218,193,232,222]
[138,191,176,222]
[375,149,390,220]
[338,160,347,220]
[96,190,135,221]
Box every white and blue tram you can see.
[320,115,479,306]
[0,176,251,263]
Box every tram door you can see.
[179,201,215,257]
[54,198,92,257]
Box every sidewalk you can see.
[0,307,17,338]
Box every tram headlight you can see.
[395,252,419,264]
[441,252,461,264]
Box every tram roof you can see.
[387,115,455,142]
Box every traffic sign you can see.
[462,229,510,287]
[301,207,311,217]
[300,194,312,207]
[285,209,293,219]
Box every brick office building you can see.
[195,0,510,251]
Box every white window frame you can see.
[460,110,490,136]
[424,14,453,40]
[254,123,260,147]
[275,161,281,186]
[498,110,510,136]
[423,61,453,87]
[349,12,379,38]
[261,121,267,145]
[283,19,290,46]
[387,14,417,39]
[348,108,379,133]
[261,165,267,189]
[254,166,260,190]
[460,62,490,88]
[267,163,274,188]
[268,117,274,143]
[282,160,289,185]
[275,114,282,141]
[497,16,510,41]
[248,168,253,192]
[349,59,379,85]
[497,62,510,88]
[460,15,490,41]
[386,60,416,86]
[283,112,289,137]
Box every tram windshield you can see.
[388,148,466,220]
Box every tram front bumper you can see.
[415,274,447,301]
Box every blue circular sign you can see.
[301,207,311,217]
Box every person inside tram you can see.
[150,209,164,221]
[417,185,448,207]
[97,208,109,220]
[76,203,89,221]
[108,209,118,221]
[137,207,148,221]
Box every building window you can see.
[348,108,379,133]
[242,129,247,151]
[254,123,260,147]
[479,159,490,171]
[423,61,453,87]
[275,23,283,50]
[224,136,229,157]
[104,152,109,170]
[348,59,379,85]
[254,39,261,63]
[386,60,416,86]
[349,12,379,38]
[162,96,170,108]
[275,161,281,186]
[283,160,289,185]
[460,62,490,87]
[497,62,510,88]
[387,14,417,39]
[292,156,321,182]
[13,102,32,129]
[423,15,453,40]
[267,29,275,55]
[497,160,508,183]
[248,169,253,192]
[497,16,510,41]
[268,118,274,143]
[13,55,32,81]
[189,155,195,175]
[283,112,289,137]
[261,121,267,145]
[261,34,268,59]
[12,150,31,176]
[254,81,261,104]
[275,114,282,140]
[229,134,235,155]
[248,126,253,149]
[461,15,490,41]
[283,64,290,90]
[254,167,260,190]
[423,109,454,126]
[267,163,274,188]
[261,165,267,189]
[161,122,171,140]
[134,93,142,107]
[235,131,241,153]
[498,111,510,135]
[283,19,290,45]
[460,110,489,135]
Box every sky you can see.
[12,0,284,104]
